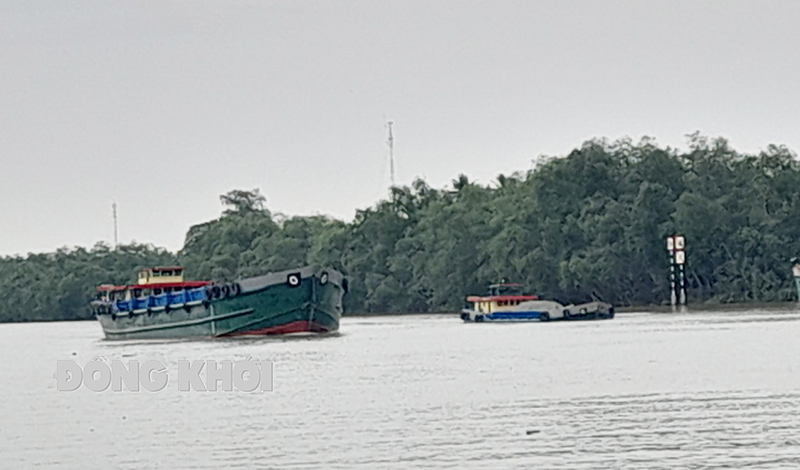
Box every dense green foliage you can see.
[0,243,177,322]
[3,135,800,322]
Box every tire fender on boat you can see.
[540,312,550,322]
[221,284,231,298]
[230,282,241,297]
[287,273,301,288]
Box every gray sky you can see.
[2,0,799,256]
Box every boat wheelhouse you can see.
[137,266,188,285]
[465,283,539,315]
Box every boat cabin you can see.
[95,267,211,313]
[466,283,538,314]
[138,266,186,285]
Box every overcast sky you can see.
[2,0,799,256]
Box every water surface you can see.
[2,307,799,469]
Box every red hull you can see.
[223,320,330,337]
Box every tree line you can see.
[2,134,799,322]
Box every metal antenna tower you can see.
[112,201,118,248]
[387,121,395,188]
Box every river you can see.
[2,306,799,469]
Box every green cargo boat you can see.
[91,265,347,340]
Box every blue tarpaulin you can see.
[149,294,168,307]
[168,291,186,305]
[187,288,206,303]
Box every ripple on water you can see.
[1,310,799,469]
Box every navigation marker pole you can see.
[666,235,687,306]
[791,258,800,301]
[668,237,676,306]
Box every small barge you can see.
[460,283,614,323]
